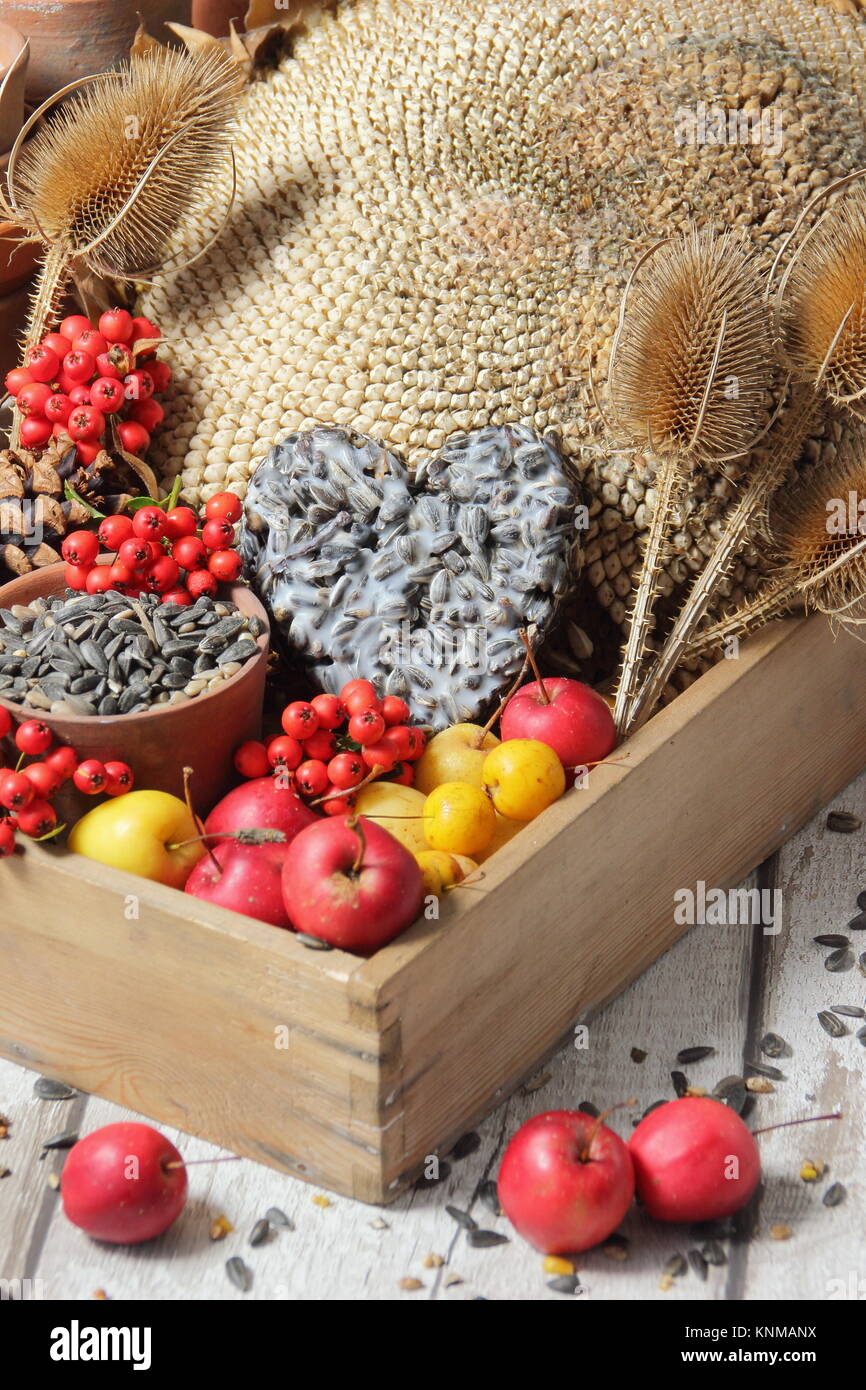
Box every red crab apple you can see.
[204,775,318,842]
[497,1109,635,1253]
[185,839,291,928]
[628,1096,761,1223]
[501,675,616,773]
[61,1123,188,1244]
[282,815,424,953]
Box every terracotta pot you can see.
[191,1,247,37]
[0,564,270,816]
[0,1,192,107]
[0,278,30,379]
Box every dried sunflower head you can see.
[608,228,774,466]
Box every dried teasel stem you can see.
[684,577,802,659]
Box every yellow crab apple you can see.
[481,740,566,821]
[68,790,206,887]
[415,849,478,896]
[475,811,523,862]
[423,781,497,857]
[414,722,500,794]
[353,781,427,855]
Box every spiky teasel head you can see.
[608,228,774,467]
[775,182,866,411]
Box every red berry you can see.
[128,398,165,432]
[147,360,172,392]
[117,420,150,456]
[64,562,91,591]
[404,727,426,760]
[73,760,107,795]
[310,693,345,729]
[201,518,234,551]
[16,798,57,838]
[45,392,73,424]
[90,376,125,413]
[163,506,197,540]
[62,349,95,383]
[381,696,411,727]
[15,719,52,755]
[24,344,60,382]
[295,759,329,797]
[160,588,192,607]
[132,505,167,541]
[340,678,380,716]
[281,701,319,739]
[42,333,71,360]
[68,405,105,443]
[267,735,303,771]
[327,752,365,790]
[0,822,15,858]
[0,771,34,811]
[185,569,217,600]
[19,416,52,448]
[0,706,11,739]
[59,314,91,342]
[5,366,33,395]
[68,383,93,407]
[75,440,102,466]
[107,562,134,588]
[45,745,79,781]
[129,315,160,347]
[97,344,133,378]
[117,537,150,571]
[207,549,242,583]
[171,535,207,570]
[98,514,135,549]
[73,329,107,359]
[21,762,60,798]
[104,761,134,796]
[382,725,412,760]
[86,567,114,594]
[348,709,386,745]
[17,381,52,417]
[98,308,134,344]
[61,530,99,567]
[122,368,154,402]
[233,741,271,779]
[361,741,397,773]
[390,762,415,786]
[204,491,243,524]
[323,790,356,817]
[300,729,336,761]
[144,556,180,594]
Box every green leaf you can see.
[63,483,106,520]
[125,495,159,513]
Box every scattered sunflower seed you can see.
[759,1032,788,1058]
[713,1076,748,1112]
[663,1252,688,1279]
[822,1182,846,1207]
[467,1229,509,1248]
[813,934,850,947]
[451,1131,481,1160]
[295,932,334,951]
[746,1060,784,1080]
[769,1224,793,1241]
[521,1071,551,1095]
[825,947,855,973]
[818,1011,849,1038]
[548,1274,581,1294]
[830,1004,865,1017]
[701,1240,727,1266]
[578,1100,600,1117]
[41,1130,78,1152]
[848,910,866,929]
[630,1047,647,1063]
[265,1206,294,1231]
[857,1025,866,1045]
[826,811,861,833]
[688,1248,709,1281]
[671,1070,688,1097]
[225,1256,253,1292]
[676,1046,715,1064]
[33,1076,76,1101]
[249,1218,270,1247]
[477,1179,502,1218]
[446,1205,477,1231]
[0,1166,10,1179]
[399,1278,424,1291]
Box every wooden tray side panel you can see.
[365,619,866,1198]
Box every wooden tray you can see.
[2,614,866,1203]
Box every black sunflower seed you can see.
[860,952,866,975]
[823,1182,846,1208]
[813,934,851,947]
[849,910,866,929]
[830,1004,865,1018]
[676,1046,715,1064]
[688,1248,709,1281]
[663,1253,687,1279]
[745,1060,784,1080]
[265,1206,294,1230]
[825,948,854,973]
[41,1130,78,1152]
[467,1229,509,1248]
[295,933,334,951]
[827,811,861,833]
[760,1032,788,1058]
[630,1047,647,1063]
[249,1218,270,1247]
[225,1256,252,1292]
[477,1179,502,1217]
[671,1070,689,1097]
[451,1132,481,1160]
[548,1274,581,1294]
[713,1076,748,1112]
[578,1101,599,1117]
[446,1205,477,1231]
[818,1011,849,1038]
[701,1239,728,1266]
[857,1025,866,1045]
[33,1077,76,1101]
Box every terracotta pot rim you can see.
[0,563,271,728]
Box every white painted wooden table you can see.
[2,768,864,1301]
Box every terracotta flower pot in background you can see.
[0,1,192,107]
